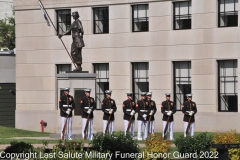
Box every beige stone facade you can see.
[14,0,240,134]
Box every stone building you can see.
[14,0,240,133]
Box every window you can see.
[219,0,238,27]
[56,10,71,35]
[56,64,71,74]
[132,62,149,101]
[218,60,238,112]
[173,61,191,110]
[94,63,109,109]
[132,4,149,32]
[93,7,109,34]
[173,1,191,30]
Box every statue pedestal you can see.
[56,72,97,136]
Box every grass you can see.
[0,126,49,138]
[0,126,216,146]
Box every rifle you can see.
[61,115,69,140]
[126,115,133,133]
[148,115,152,134]
[185,102,193,137]
[105,114,111,134]
[84,114,90,139]
[186,116,192,137]
[163,116,170,139]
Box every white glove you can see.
[109,109,113,114]
[67,108,71,112]
[169,111,172,114]
[189,112,193,116]
[66,110,70,115]
[87,109,92,114]
[142,114,147,118]
[167,112,171,116]
[130,110,135,116]
[149,110,154,116]
[191,111,194,114]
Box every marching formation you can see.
[59,88,197,141]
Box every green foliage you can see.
[174,132,213,160]
[0,16,15,49]
[90,132,140,160]
[33,140,109,160]
[213,129,240,160]
[3,141,34,159]
[144,133,172,160]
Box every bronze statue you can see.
[58,11,85,71]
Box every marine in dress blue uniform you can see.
[161,93,176,140]
[102,90,117,135]
[80,89,96,140]
[182,94,197,137]
[59,87,75,140]
[122,92,136,138]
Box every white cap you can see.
[165,93,171,97]
[84,88,91,92]
[146,92,152,96]
[63,87,70,91]
[105,90,112,94]
[126,92,133,96]
[186,94,193,97]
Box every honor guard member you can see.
[80,89,96,140]
[136,92,150,140]
[102,90,117,135]
[182,94,197,137]
[161,93,176,140]
[146,92,157,134]
[59,87,75,140]
[122,92,136,138]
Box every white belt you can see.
[140,110,147,112]
[84,107,89,109]
[105,109,110,111]
[126,109,131,111]
[63,105,72,107]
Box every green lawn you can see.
[0,126,216,145]
[0,126,49,138]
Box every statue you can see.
[58,11,85,71]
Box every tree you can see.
[0,16,15,50]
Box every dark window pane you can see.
[132,4,149,32]
[132,63,149,101]
[174,1,191,30]
[93,7,109,34]
[94,63,109,109]
[173,61,191,110]
[219,0,238,27]
[56,10,71,35]
[218,60,238,112]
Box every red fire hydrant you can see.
[40,120,47,132]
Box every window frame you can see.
[173,61,192,111]
[56,9,71,35]
[218,60,238,112]
[218,0,238,27]
[94,63,109,110]
[93,7,109,34]
[132,4,149,32]
[173,1,192,30]
[132,62,149,102]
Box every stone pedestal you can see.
[56,72,97,136]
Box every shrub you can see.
[213,129,240,160]
[144,133,172,160]
[90,132,140,160]
[174,132,213,160]
[3,141,34,159]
